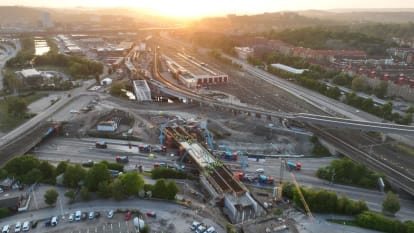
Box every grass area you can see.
[0,92,47,132]
[392,143,414,157]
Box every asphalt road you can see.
[32,137,414,221]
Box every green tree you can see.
[56,160,69,175]
[5,97,28,118]
[111,179,127,201]
[374,81,388,98]
[80,187,91,200]
[165,181,179,200]
[64,190,76,204]
[382,191,400,216]
[85,163,110,192]
[39,161,56,184]
[109,81,126,97]
[23,168,42,184]
[44,189,59,206]
[63,164,86,188]
[4,155,41,182]
[0,208,10,218]
[352,77,367,92]
[97,181,112,198]
[225,223,236,233]
[118,172,144,196]
[152,179,167,199]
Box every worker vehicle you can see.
[152,145,167,152]
[95,141,107,149]
[258,174,274,184]
[153,162,166,168]
[139,144,151,152]
[287,161,301,170]
[116,155,129,163]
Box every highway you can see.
[32,137,414,221]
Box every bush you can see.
[0,208,10,218]
[151,168,189,179]
[317,158,388,189]
[356,211,406,233]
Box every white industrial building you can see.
[133,80,152,102]
[234,47,254,60]
[164,53,229,89]
[271,63,308,74]
[97,121,118,132]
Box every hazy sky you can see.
[2,0,414,17]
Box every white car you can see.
[14,222,21,233]
[2,224,10,233]
[107,210,114,219]
[51,216,58,227]
[75,210,81,221]
[256,168,265,173]
[89,211,95,220]
[68,213,74,222]
[22,222,29,232]
[206,226,216,233]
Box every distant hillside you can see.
[190,12,337,33]
[298,10,414,23]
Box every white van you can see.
[51,216,58,226]
[206,226,216,233]
[75,210,81,221]
[190,221,201,230]
[2,224,10,233]
[22,222,29,232]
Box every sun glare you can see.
[136,0,223,18]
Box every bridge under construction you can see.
[163,125,263,223]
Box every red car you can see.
[146,211,157,218]
[124,211,132,221]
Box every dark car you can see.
[31,220,38,229]
[94,212,101,218]
[44,220,51,227]
[81,212,87,220]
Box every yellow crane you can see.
[276,159,314,220]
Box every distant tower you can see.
[41,12,53,28]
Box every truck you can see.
[116,155,129,163]
[224,153,238,161]
[287,161,301,171]
[138,144,151,153]
[95,141,107,149]
[258,174,274,184]
[152,145,167,152]
[153,162,166,168]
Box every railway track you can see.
[309,124,414,194]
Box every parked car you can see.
[14,222,21,233]
[196,225,207,233]
[81,212,87,220]
[94,212,101,218]
[68,213,74,222]
[44,220,51,227]
[51,216,58,227]
[206,226,216,233]
[89,211,95,220]
[256,168,265,173]
[31,220,38,229]
[1,225,10,233]
[107,210,114,219]
[22,221,29,232]
[146,211,156,218]
[124,211,132,221]
[75,210,81,221]
[191,221,201,230]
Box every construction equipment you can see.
[290,171,314,220]
[276,159,285,202]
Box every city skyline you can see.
[1,0,414,18]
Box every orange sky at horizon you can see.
[2,0,414,18]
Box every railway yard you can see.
[1,32,414,233]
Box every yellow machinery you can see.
[277,159,314,220]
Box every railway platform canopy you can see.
[133,80,151,102]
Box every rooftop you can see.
[271,63,308,75]
[20,69,41,78]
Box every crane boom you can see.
[290,172,314,220]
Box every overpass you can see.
[163,125,262,223]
